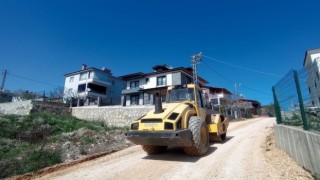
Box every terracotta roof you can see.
[64,67,112,77]
[202,86,232,95]
[238,99,261,105]
[119,67,208,84]
[118,72,146,80]
[152,64,172,71]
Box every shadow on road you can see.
[142,145,217,163]
[210,136,234,145]
[142,136,235,163]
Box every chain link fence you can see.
[273,61,320,131]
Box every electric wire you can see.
[202,54,282,77]
[7,72,60,88]
[202,60,272,96]
[202,61,234,84]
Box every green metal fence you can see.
[273,62,320,131]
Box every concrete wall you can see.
[0,100,33,115]
[274,125,320,176]
[72,105,154,127]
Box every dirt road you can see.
[36,117,312,180]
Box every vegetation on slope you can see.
[0,113,129,178]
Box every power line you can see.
[202,54,281,77]
[202,61,234,84]
[248,97,274,100]
[7,72,60,88]
[240,84,272,95]
[202,60,272,96]
[1,69,7,90]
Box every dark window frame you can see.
[157,76,167,86]
[130,81,139,89]
[130,94,140,105]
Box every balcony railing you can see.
[78,90,106,95]
[122,87,140,94]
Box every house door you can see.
[130,94,139,105]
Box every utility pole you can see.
[234,83,241,119]
[234,83,241,100]
[234,83,238,100]
[1,69,7,91]
[191,52,202,85]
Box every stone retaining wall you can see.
[274,125,320,176]
[0,100,154,127]
[0,100,33,115]
[0,100,71,116]
[72,106,154,127]
[31,101,71,115]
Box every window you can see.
[79,72,88,80]
[88,71,92,79]
[78,84,86,93]
[166,88,194,102]
[130,95,139,105]
[157,76,166,86]
[145,78,149,83]
[197,90,204,108]
[130,81,139,89]
[315,81,317,88]
[186,76,192,84]
[69,76,74,83]
[211,98,219,105]
[309,87,311,93]
[112,80,115,86]
[317,72,320,80]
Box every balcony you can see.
[79,76,111,86]
[122,87,140,94]
[78,83,107,97]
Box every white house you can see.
[201,86,233,112]
[63,64,124,106]
[119,65,208,106]
[304,48,320,107]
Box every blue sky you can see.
[0,0,319,105]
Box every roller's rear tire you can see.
[220,132,227,141]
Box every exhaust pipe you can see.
[154,93,163,114]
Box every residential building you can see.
[304,48,320,107]
[237,99,261,115]
[201,86,233,113]
[0,90,14,102]
[63,64,124,106]
[120,65,208,106]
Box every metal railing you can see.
[273,62,320,131]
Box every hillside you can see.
[0,114,132,179]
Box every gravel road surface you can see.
[35,117,312,180]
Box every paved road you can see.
[35,117,310,180]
